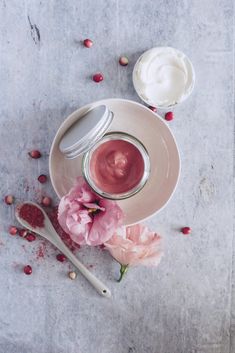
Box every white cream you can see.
[133,47,195,107]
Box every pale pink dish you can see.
[49,99,180,225]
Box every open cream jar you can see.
[59,105,150,200]
[133,47,195,108]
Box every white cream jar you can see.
[133,47,195,108]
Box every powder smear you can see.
[36,242,47,260]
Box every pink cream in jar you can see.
[83,132,150,200]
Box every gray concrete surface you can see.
[0,0,234,352]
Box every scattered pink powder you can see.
[36,242,47,259]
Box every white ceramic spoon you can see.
[15,202,111,298]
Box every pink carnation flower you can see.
[58,177,124,246]
[105,224,163,281]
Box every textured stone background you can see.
[0,1,234,352]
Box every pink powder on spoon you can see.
[19,203,45,228]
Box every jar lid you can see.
[59,105,114,159]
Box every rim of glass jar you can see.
[82,132,150,200]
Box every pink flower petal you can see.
[57,177,124,246]
[69,177,98,203]
[105,224,163,267]
[87,199,124,245]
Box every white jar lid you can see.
[59,105,113,159]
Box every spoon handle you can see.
[49,233,111,298]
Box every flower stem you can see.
[117,264,128,282]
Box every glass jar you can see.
[82,131,150,200]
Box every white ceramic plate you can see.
[49,99,180,225]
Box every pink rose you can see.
[105,224,163,281]
[58,177,124,246]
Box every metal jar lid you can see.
[59,105,114,159]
